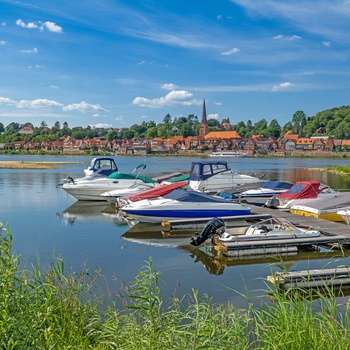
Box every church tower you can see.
[198,99,209,140]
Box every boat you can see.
[62,163,158,201]
[190,216,321,246]
[83,156,119,177]
[117,181,188,207]
[120,188,251,223]
[265,181,337,209]
[209,151,251,158]
[290,191,350,222]
[188,160,266,194]
[337,208,350,225]
[220,180,293,206]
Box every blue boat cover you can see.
[163,189,235,203]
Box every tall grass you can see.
[1,222,350,349]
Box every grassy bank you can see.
[1,223,350,349]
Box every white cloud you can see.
[0,41,7,46]
[0,97,17,105]
[208,113,219,119]
[132,90,201,108]
[221,47,240,55]
[272,82,294,91]
[28,64,45,69]
[162,83,178,90]
[322,41,331,47]
[16,99,64,108]
[273,34,301,41]
[89,123,112,129]
[16,19,63,33]
[1,22,6,26]
[62,101,108,112]
[216,15,223,20]
[214,101,222,106]
[50,85,58,89]
[20,48,38,54]
[115,116,124,121]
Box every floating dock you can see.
[268,267,350,289]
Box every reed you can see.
[1,222,350,349]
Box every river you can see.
[1,154,350,307]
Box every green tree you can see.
[292,110,306,135]
[266,119,281,137]
[5,122,20,133]
[0,122,4,133]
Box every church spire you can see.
[199,99,209,139]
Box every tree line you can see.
[1,105,350,143]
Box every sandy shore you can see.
[0,161,84,169]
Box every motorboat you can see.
[337,208,350,225]
[265,181,337,209]
[62,163,158,201]
[83,156,118,177]
[220,180,293,206]
[190,216,321,246]
[209,151,251,158]
[117,181,188,207]
[120,189,251,223]
[291,191,350,222]
[188,160,266,194]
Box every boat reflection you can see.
[58,201,129,225]
[122,222,350,275]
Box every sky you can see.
[1,0,350,130]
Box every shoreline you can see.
[0,161,84,169]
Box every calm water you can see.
[1,154,350,307]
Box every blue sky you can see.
[1,0,350,129]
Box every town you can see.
[1,101,350,156]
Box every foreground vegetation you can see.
[1,223,350,349]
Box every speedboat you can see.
[290,191,350,222]
[188,160,266,194]
[220,180,293,206]
[120,189,251,223]
[265,181,337,209]
[190,216,321,246]
[117,181,188,207]
[337,208,350,225]
[62,163,158,201]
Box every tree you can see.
[5,122,20,133]
[40,121,47,129]
[0,122,4,133]
[207,119,220,127]
[266,119,281,137]
[292,110,306,135]
[52,121,61,133]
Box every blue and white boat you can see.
[83,156,119,177]
[121,189,251,223]
[188,160,265,194]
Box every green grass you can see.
[326,165,350,174]
[1,222,350,349]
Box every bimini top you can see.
[189,161,231,181]
[277,181,328,200]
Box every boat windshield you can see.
[287,184,306,194]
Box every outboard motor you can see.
[190,217,226,246]
[265,195,279,209]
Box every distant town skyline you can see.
[1,1,350,129]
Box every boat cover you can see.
[107,172,157,183]
[163,189,240,203]
[259,181,293,190]
[277,181,326,200]
[189,161,230,181]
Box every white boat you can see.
[62,164,158,201]
[190,216,321,246]
[83,156,118,177]
[120,189,251,223]
[188,160,266,194]
[265,181,337,209]
[209,151,250,158]
[337,208,350,225]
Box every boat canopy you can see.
[164,173,190,183]
[107,172,157,183]
[277,181,326,200]
[163,189,238,203]
[189,161,231,181]
[87,157,118,176]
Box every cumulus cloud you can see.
[62,101,108,112]
[0,40,7,46]
[115,116,124,121]
[20,48,38,54]
[162,83,178,90]
[273,34,301,41]
[272,82,294,91]
[89,123,112,129]
[16,98,64,108]
[214,101,222,106]
[208,113,219,119]
[16,19,63,33]
[0,97,17,105]
[132,90,201,108]
[221,47,240,55]
[322,41,331,47]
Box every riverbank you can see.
[0,161,83,169]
